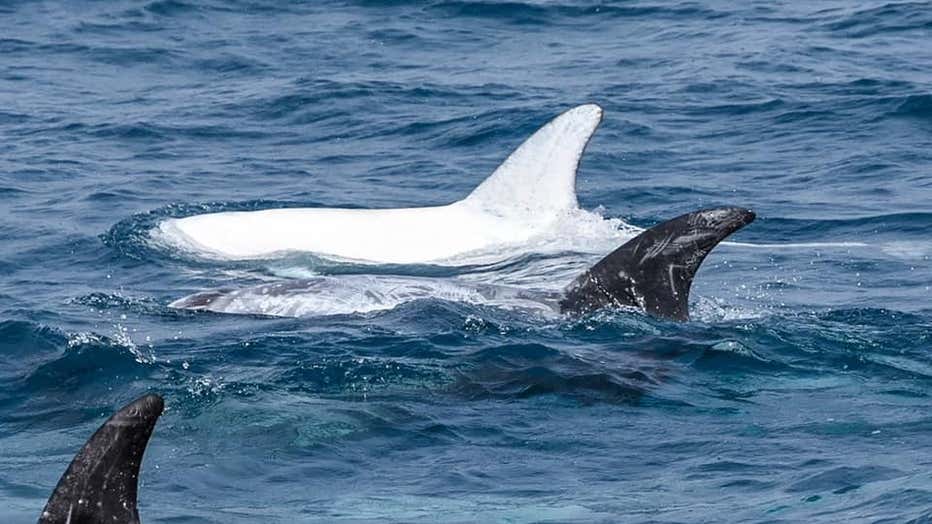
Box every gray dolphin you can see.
[38,394,164,524]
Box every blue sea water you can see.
[1,0,931,522]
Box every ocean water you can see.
[1,1,931,522]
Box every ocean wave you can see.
[451,343,660,404]
[822,2,932,38]
[425,1,726,25]
[892,94,932,119]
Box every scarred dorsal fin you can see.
[559,207,756,320]
[460,104,603,218]
[39,394,164,524]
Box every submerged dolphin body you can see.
[155,104,604,264]
[171,207,755,321]
[38,394,164,524]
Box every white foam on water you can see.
[880,241,932,260]
[725,241,869,249]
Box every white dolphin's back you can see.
[154,104,604,264]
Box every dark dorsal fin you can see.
[39,394,164,524]
[559,207,755,320]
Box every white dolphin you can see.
[154,104,605,265]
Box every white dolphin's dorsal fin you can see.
[459,104,603,218]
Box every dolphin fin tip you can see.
[573,103,603,119]
[462,104,605,217]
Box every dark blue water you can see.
[2,1,931,522]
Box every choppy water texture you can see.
[1,1,931,522]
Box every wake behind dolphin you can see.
[155,104,605,264]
